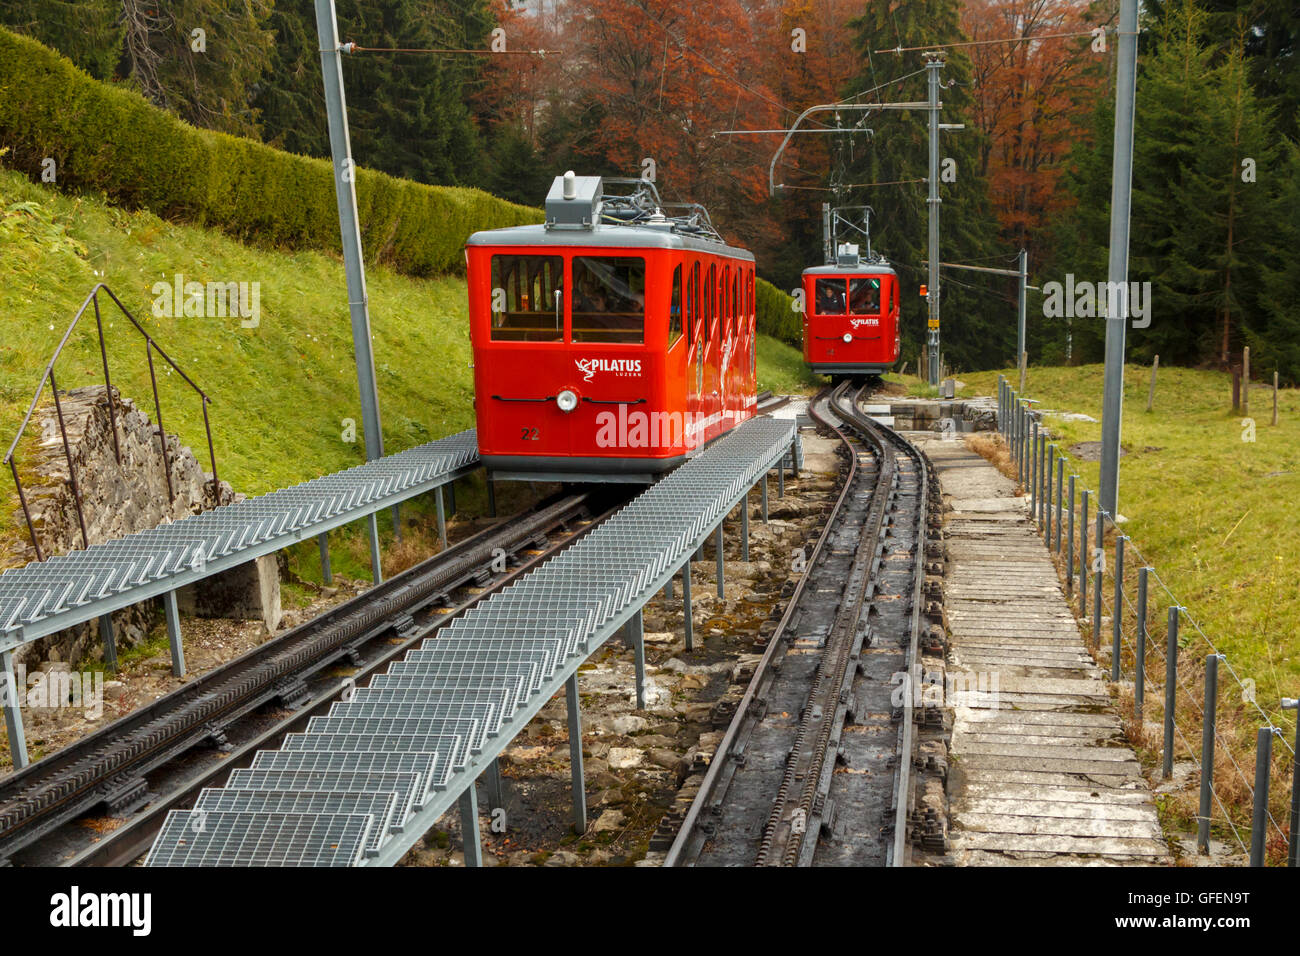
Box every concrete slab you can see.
[914,433,1170,867]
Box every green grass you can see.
[756,335,821,394]
[964,363,1300,713]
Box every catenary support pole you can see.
[924,52,946,386]
[315,0,385,466]
[1098,0,1140,516]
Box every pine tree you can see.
[1058,0,1286,368]
[0,0,123,80]
[837,0,1008,372]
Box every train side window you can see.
[490,255,564,342]
[850,277,881,315]
[705,264,716,345]
[814,278,846,315]
[687,262,699,342]
[670,264,683,347]
[572,256,646,344]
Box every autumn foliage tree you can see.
[960,0,1109,250]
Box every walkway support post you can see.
[163,590,185,677]
[566,672,586,834]
[458,784,481,867]
[1,650,28,769]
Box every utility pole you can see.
[1017,248,1028,364]
[822,202,833,264]
[315,0,386,580]
[315,0,383,464]
[925,51,945,387]
[1099,0,1139,516]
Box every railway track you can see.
[0,490,627,866]
[665,380,944,866]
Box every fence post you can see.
[1163,607,1180,779]
[1283,697,1298,868]
[1045,445,1055,540]
[1054,456,1065,554]
[1135,567,1149,713]
[1029,422,1038,510]
[1080,490,1090,607]
[1198,654,1221,854]
[1092,511,1106,646]
[1111,535,1126,681]
[1250,727,1273,866]
[1067,476,1077,592]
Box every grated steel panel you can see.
[146,417,798,867]
[0,430,478,651]
[144,810,373,867]
[193,788,399,854]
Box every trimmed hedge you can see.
[0,27,541,277]
[757,276,800,348]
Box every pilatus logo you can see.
[850,317,880,329]
[575,358,642,382]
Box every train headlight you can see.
[842,333,852,343]
[556,389,579,413]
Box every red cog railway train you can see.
[800,207,902,377]
[466,174,758,482]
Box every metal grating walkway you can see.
[0,431,479,652]
[145,416,797,866]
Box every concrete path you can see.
[911,434,1170,866]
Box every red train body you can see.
[466,175,758,482]
[801,254,901,376]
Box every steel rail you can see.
[833,382,931,867]
[664,380,929,866]
[665,382,864,865]
[0,493,599,863]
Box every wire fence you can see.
[998,375,1298,867]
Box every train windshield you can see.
[814,278,846,315]
[849,277,881,315]
[490,255,564,342]
[573,256,646,344]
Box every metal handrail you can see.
[3,283,218,561]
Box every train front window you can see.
[490,255,564,342]
[814,278,846,315]
[572,256,646,344]
[850,277,881,315]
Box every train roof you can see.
[802,261,897,277]
[466,173,755,262]
[467,223,755,260]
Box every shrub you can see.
[0,27,540,277]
